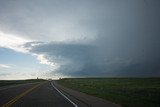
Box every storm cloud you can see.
[25,31,160,77]
[0,0,160,78]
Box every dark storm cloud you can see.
[25,33,160,77]
[1,0,160,77]
[27,42,94,74]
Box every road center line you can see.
[2,83,43,107]
[51,82,78,107]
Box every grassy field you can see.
[57,78,160,107]
[0,79,45,87]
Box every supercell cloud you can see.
[0,0,160,78]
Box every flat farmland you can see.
[58,78,160,107]
[0,79,45,87]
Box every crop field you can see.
[58,78,160,107]
[0,79,45,87]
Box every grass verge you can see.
[57,78,160,107]
[0,79,46,87]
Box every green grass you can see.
[57,78,160,107]
[0,79,46,87]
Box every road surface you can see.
[0,81,86,107]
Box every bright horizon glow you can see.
[0,31,60,79]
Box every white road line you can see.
[51,82,78,107]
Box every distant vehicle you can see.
[48,79,52,81]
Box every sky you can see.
[0,0,160,80]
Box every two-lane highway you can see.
[0,81,80,107]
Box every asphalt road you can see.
[0,81,82,107]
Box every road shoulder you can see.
[53,81,121,107]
